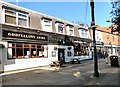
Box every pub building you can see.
[0,1,91,72]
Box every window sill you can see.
[3,23,29,29]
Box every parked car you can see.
[70,58,82,64]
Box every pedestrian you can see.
[102,51,105,59]
[59,52,63,62]
[92,51,94,59]
[105,51,109,64]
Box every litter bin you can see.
[110,55,119,67]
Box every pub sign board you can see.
[3,30,48,41]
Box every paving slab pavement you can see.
[1,59,120,86]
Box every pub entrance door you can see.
[58,49,65,63]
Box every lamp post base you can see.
[94,71,99,77]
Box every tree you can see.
[110,0,120,32]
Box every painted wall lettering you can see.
[3,30,48,41]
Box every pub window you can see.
[74,44,89,56]
[37,44,41,48]
[24,44,30,57]
[16,48,23,58]
[16,44,22,47]
[37,49,43,57]
[24,48,30,57]
[31,48,37,57]
[31,44,37,57]
[74,44,81,56]
[8,43,48,59]
[31,44,36,48]
[24,44,29,47]
[4,8,29,27]
[8,43,15,47]
[8,48,15,59]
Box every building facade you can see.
[0,1,91,72]
[89,26,104,58]
[89,25,120,57]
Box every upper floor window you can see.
[5,9,16,24]
[81,29,84,37]
[4,8,29,27]
[66,25,74,36]
[69,29,73,35]
[58,23,64,33]
[84,30,87,38]
[96,33,101,41]
[118,37,120,42]
[18,13,27,26]
[44,19,51,27]
[80,29,88,38]
[107,34,109,41]
[112,35,114,41]
[41,17,52,32]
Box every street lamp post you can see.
[90,0,99,77]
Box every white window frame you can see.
[3,8,29,27]
[81,29,85,38]
[56,23,64,34]
[18,12,29,27]
[41,18,52,32]
[44,19,52,27]
[69,29,73,35]
[84,30,88,38]
[80,29,88,38]
[4,9,16,24]
[68,26,74,36]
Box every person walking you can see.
[59,52,63,62]
[105,51,109,64]
[102,51,105,59]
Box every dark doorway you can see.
[58,49,65,63]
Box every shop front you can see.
[0,25,54,72]
[104,45,118,56]
[0,25,75,71]
[96,41,104,58]
[73,38,92,60]
[49,34,74,63]
[1,24,91,72]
